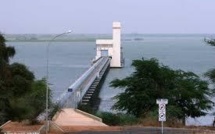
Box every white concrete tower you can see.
[95,22,123,68]
[112,22,122,67]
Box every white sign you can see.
[156,99,168,122]
[156,99,168,104]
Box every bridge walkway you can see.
[56,57,111,109]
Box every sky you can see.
[1,0,215,34]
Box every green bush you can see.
[96,112,138,126]
[78,104,94,114]
[118,113,138,125]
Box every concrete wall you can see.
[95,40,113,60]
[95,22,122,68]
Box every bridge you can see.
[55,22,123,109]
[56,57,111,108]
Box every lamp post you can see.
[45,30,71,133]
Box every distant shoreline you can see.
[5,33,215,43]
[6,39,97,43]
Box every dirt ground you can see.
[1,121,43,132]
[2,121,215,134]
[57,126,215,134]
[2,108,215,134]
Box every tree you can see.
[205,69,215,85]
[0,33,16,124]
[204,38,215,117]
[110,58,214,125]
[0,34,15,62]
[205,38,215,83]
[205,38,215,46]
[26,79,48,123]
[0,33,50,124]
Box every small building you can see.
[95,22,123,68]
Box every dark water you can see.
[10,35,215,125]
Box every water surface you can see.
[10,34,215,125]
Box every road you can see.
[64,126,215,134]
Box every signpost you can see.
[156,99,168,134]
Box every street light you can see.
[45,30,71,133]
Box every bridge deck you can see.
[56,57,111,108]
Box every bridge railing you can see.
[55,57,110,108]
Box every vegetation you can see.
[110,58,215,125]
[96,112,138,126]
[0,128,3,134]
[0,33,51,125]
[205,38,215,82]
[205,38,215,116]
[205,38,215,46]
